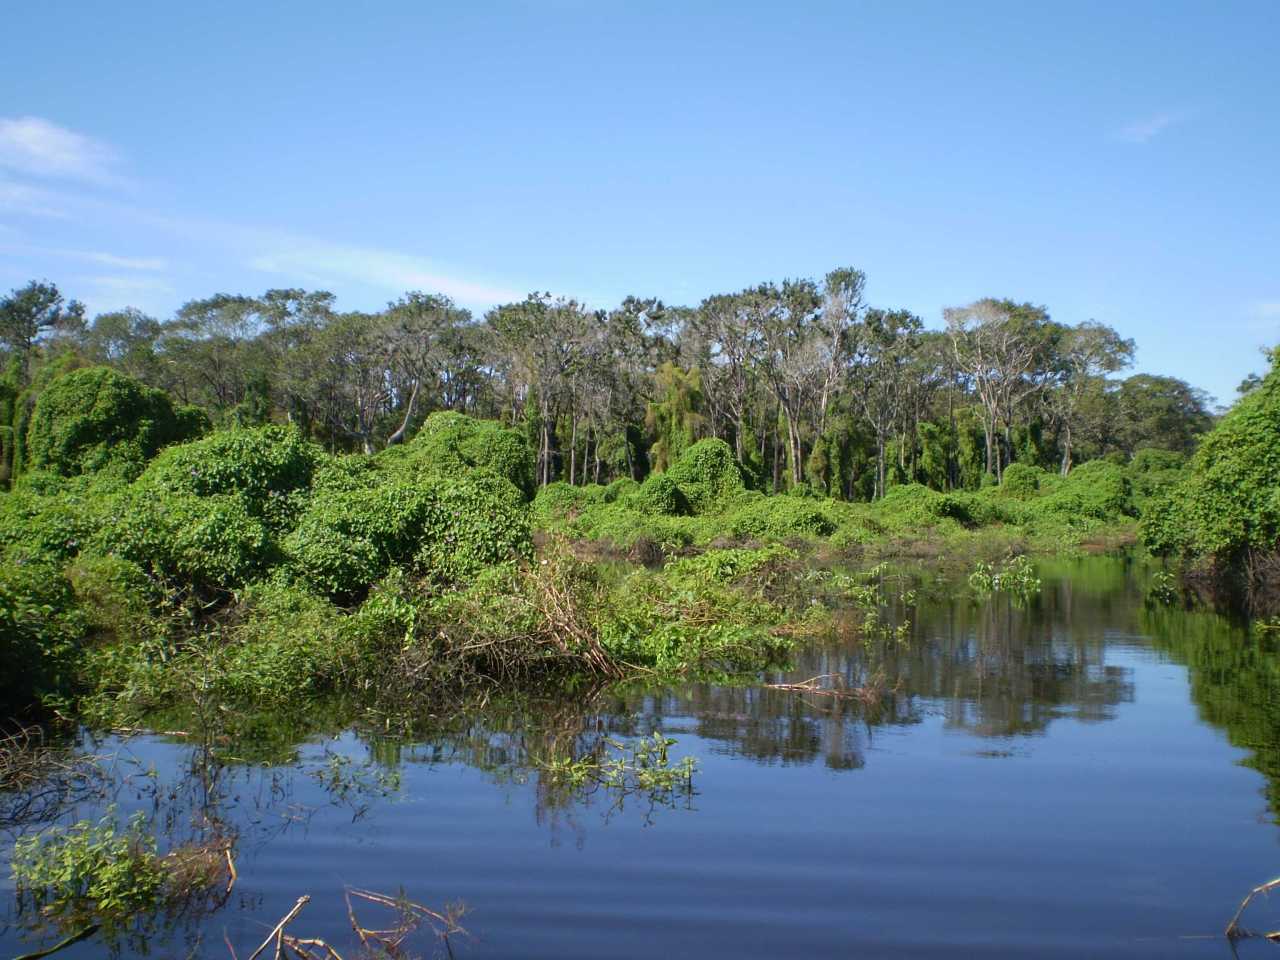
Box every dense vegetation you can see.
[0,274,1272,727]
[1141,348,1280,607]
[0,276,1211,494]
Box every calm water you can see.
[5,555,1280,958]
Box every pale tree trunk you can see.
[384,378,421,447]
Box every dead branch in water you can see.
[0,724,105,830]
[247,896,310,960]
[1226,876,1280,941]
[764,671,890,706]
[230,888,467,960]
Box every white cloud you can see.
[250,243,525,307]
[80,251,166,270]
[82,274,173,293]
[0,178,71,218]
[1249,301,1280,319]
[1117,111,1182,144]
[0,117,120,184]
[0,240,167,271]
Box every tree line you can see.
[0,270,1213,497]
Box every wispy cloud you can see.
[1117,111,1183,144]
[79,250,166,270]
[77,274,175,314]
[1249,301,1280,320]
[0,178,72,218]
[250,243,525,307]
[0,241,167,272]
[0,117,121,185]
[82,274,173,293]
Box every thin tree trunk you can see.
[384,378,421,447]
[569,413,578,485]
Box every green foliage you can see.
[634,472,690,516]
[285,472,532,599]
[595,545,800,672]
[1141,352,1280,564]
[219,581,348,698]
[24,366,199,480]
[531,481,605,525]
[664,438,747,512]
[140,424,319,527]
[66,552,158,643]
[969,555,1042,597]
[871,484,969,532]
[999,462,1044,500]
[11,810,166,927]
[0,560,85,712]
[101,488,275,590]
[603,477,639,502]
[387,411,537,502]
[1018,459,1133,525]
[0,480,105,564]
[724,494,838,539]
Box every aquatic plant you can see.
[11,809,167,927]
[969,555,1041,596]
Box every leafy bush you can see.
[1141,350,1280,562]
[634,473,690,516]
[1041,460,1133,520]
[0,484,104,563]
[66,552,158,643]
[100,488,275,590]
[24,367,200,479]
[139,425,319,528]
[285,472,532,599]
[725,495,837,539]
[871,484,969,531]
[220,581,348,698]
[0,560,85,712]
[386,411,537,502]
[999,463,1044,500]
[602,477,639,502]
[664,438,746,512]
[532,481,597,524]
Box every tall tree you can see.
[0,281,85,381]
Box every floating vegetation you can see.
[969,555,1042,598]
[536,732,698,816]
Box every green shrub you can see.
[999,463,1044,500]
[532,481,591,524]
[100,489,274,590]
[285,473,532,599]
[603,477,639,502]
[0,486,103,563]
[0,560,85,711]
[871,484,969,531]
[1141,351,1280,561]
[635,473,690,516]
[24,367,199,479]
[1042,460,1133,521]
[139,425,319,527]
[665,438,747,512]
[220,581,348,698]
[724,496,837,539]
[66,552,158,643]
[386,411,537,502]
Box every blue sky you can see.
[2,1,1276,404]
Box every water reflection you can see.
[8,555,1280,960]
